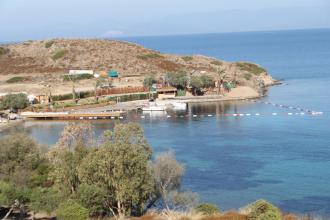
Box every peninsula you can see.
[0,39,275,104]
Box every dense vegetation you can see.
[165,72,188,89]
[45,40,55,48]
[236,62,266,75]
[0,122,308,219]
[137,53,163,60]
[52,49,68,60]
[0,123,198,219]
[6,76,27,84]
[0,93,29,110]
[63,74,94,81]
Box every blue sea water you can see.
[4,29,330,216]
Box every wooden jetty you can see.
[21,111,124,120]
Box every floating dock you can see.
[21,111,124,120]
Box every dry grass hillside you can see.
[0,39,274,95]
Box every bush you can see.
[63,74,94,81]
[56,200,88,220]
[6,76,27,83]
[45,40,55,48]
[210,60,222,66]
[0,47,9,55]
[76,184,108,217]
[246,200,281,220]
[137,53,163,60]
[165,72,188,89]
[236,62,266,75]
[0,93,29,110]
[195,203,220,215]
[182,56,193,62]
[108,93,150,102]
[52,49,68,60]
[244,73,252,80]
[143,75,157,88]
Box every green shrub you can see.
[177,89,186,97]
[137,53,163,60]
[0,47,9,55]
[247,200,281,220]
[236,62,266,75]
[165,72,188,89]
[63,74,94,81]
[108,93,150,102]
[45,40,55,48]
[195,203,220,215]
[143,75,157,88]
[29,187,67,214]
[76,184,108,217]
[56,200,88,220]
[0,93,29,110]
[0,181,31,206]
[244,73,252,80]
[52,93,73,101]
[210,60,222,66]
[6,76,27,83]
[182,56,193,62]
[52,49,68,60]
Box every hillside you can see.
[0,39,275,95]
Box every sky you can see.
[0,0,330,41]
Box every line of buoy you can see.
[138,111,323,119]
[246,99,320,114]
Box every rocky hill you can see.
[0,39,274,95]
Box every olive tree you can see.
[48,122,93,194]
[151,151,185,210]
[78,123,154,218]
[165,72,188,89]
[0,93,29,110]
[0,134,47,187]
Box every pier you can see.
[21,111,124,120]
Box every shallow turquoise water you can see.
[3,29,330,216]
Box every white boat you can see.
[142,102,166,111]
[170,102,187,110]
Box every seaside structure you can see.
[156,86,177,99]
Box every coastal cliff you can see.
[0,39,275,97]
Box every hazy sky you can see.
[0,0,329,41]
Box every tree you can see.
[143,75,157,88]
[56,199,88,220]
[195,203,220,215]
[78,123,154,218]
[165,72,188,89]
[76,184,109,217]
[49,122,92,194]
[0,134,47,187]
[216,68,227,95]
[151,151,185,210]
[0,93,29,110]
[246,200,282,220]
[200,75,214,88]
[56,122,94,150]
[29,187,68,217]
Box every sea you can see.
[3,29,330,216]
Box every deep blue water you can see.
[3,29,330,216]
